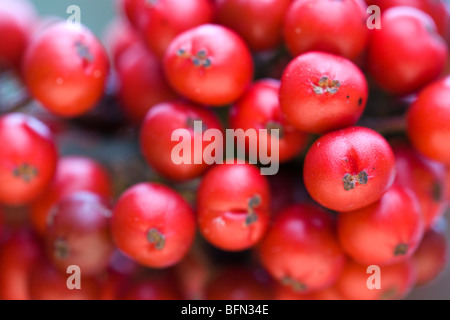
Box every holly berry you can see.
[0,113,58,206]
[229,78,310,163]
[163,24,254,106]
[279,51,368,134]
[258,203,346,294]
[111,182,196,268]
[284,0,369,61]
[337,185,424,266]
[367,6,448,96]
[197,163,271,251]
[140,100,224,182]
[23,21,110,117]
[303,126,396,212]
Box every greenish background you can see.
[29,0,116,37]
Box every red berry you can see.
[229,78,310,163]
[258,203,346,294]
[411,226,449,286]
[215,0,291,52]
[337,185,424,266]
[367,6,448,96]
[0,113,58,206]
[0,0,38,70]
[284,0,369,61]
[407,76,450,163]
[116,43,177,124]
[197,163,271,251]
[23,21,110,117]
[392,142,448,230]
[111,182,196,268]
[335,259,417,300]
[303,126,396,212]
[163,24,254,106]
[140,100,224,182]
[45,191,115,277]
[30,156,113,236]
[279,51,368,134]
[136,0,213,58]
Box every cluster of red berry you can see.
[0,0,449,300]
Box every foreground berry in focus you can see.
[303,126,396,212]
[279,51,368,134]
[163,24,254,106]
[23,21,109,117]
[111,183,196,268]
[197,163,271,251]
[258,203,346,294]
[0,113,58,206]
[337,185,424,266]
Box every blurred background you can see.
[23,0,450,300]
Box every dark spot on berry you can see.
[394,243,408,256]
[147,228,165,250]
[358,97,363,106]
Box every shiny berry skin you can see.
[135,0,213,59]
[335,259,417,300]
[197,163,271,251]
[45,191,115,277]
[303,126,396,212]
[116,42,177,124]
[407,76,450,164]
[337,185,424,266]
[392,142,448,230]
[163,24,254,107]
[215,0,291,52]
[229,78,310,163]
[279,51,368,134]
[111,182,196,268]
[23,21,109,117]
[283,0,369,61]
[367,7,448,96]
[0,113,58,206]
[0,0,37,70]
[140,100,224,182]
[258,203,346,294]
[30,156,112,236]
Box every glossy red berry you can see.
[23,21,110,117]
[140,100,224,182]
[136,0,214,59]
[229,78,310,163]
[111,182,196,268]
[45,191,115,277]
[197,163,271,251]
[367,6,448,96]
[258,203,346,294]
[283,0,369,61]
[163,24,254,107]
[279,51,368,134]
[0,113,58,206]
[337,185,424,266]
[215,0,291,52]
[303,126,396,212]
[407,76,450,164]
[30,156,112,236]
